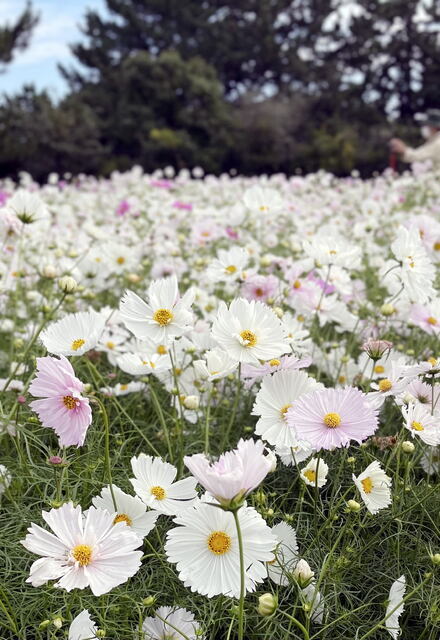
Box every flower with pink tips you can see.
[184,438,272,508]
[29,355,92,447]
[287,387,378,451]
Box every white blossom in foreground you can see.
[385,575,406,639]
[40,311,106,356]
[21,502,142,595]
[211,298,288,364]
[267,522,299,586]
[353,461,392,514]
[91,485,159,539]
[165,503,276,597]
[130,454,198,515]
[142,606,202,640]
[69,610,98,640]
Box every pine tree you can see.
[0,2,38,71]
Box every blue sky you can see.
[0,0,107,99]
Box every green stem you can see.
[148,378,173,462]
[278,610,310,640]
[232,508,246,640]
[204,387,213,454]
[94,396,117,511]
[222,364,242,448]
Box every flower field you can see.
[1,166,440,639]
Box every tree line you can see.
[1,0,439,180]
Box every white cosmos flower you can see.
[243,185,283,214]
[91,485,158,539]
[21,502,142,595]
[390,226,435,303]
[302,235,361,269]
[267,522,299,586]
[275,442,314,466]
[401,403,440,446]
[211,298,288,364]
[252,369,322,447]
[116,351,171,376]
[40,311,106,356]
[6,189,49,225]
[165,503,277,598]
[193,347,238,381]
[353,461,392,514]
[100,381,147,396]
[300,457,329,488]
[385,575,406,639]
[206,246,249,282]
[119,275,194,343]
[142,606,202,640]
[69,610,98,640]
[130,454,198,515]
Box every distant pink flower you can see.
[226,226,239,239]
[173,200,193,211]
[362,339,393,360]
[150,179,173,189]
[29,356,92,447]
[184,438,272,507]
[116,199,131,216]
[241,274,279,302]
[287,387,378,451]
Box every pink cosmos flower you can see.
[409,303,440,336]
[241,274,279,302]
[29,356,92,447]
[173,200,193,211]
[287,387,378,451]
[184,438,272,507]
[116,199,131,216]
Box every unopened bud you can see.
[401,441,415,453]
[96,630,106,638]
[58,276,77,293]
[127,273,140,283]
[347,499,361,512]
[257,593,277,616]
[52,617,63,629]
[293,559,315,587]
[42,264,57,278]
[265,450,277,472]
[273,306,284,318]
[380,304,395,316]
[183,395,199,410]
[431,553,440,565]
[39,620,51,630]
[142,596,156,607]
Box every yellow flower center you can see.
[329,249,337,255]
[361,477,373,494]
[428,357,437,367]
[120,384,128,391]
[106,341,115,349]
[72,544,93,566]
[407,256,415,268]
[434,242,440,251]
[157,344,168,355]
[269,359,281,367]
[255,287,264,297]
[113,513,133,526]
[280,403,292,419]
[240,329,257,347]
[116,256,125,265]
[338,375,346,384]
[293,280,301,289]
[63,395,77,410]
[207,531,232,555]
[411,421,424,432]
[259,205,268,212]
[303,469,316,483]
[153,308,174,326]
[378,378,392,392]
[323,412,341,428]
[427,316,437,326]
[374,365,385,374]
[71,338,85,351]
[151,486,166,500]
[225,265,237,274]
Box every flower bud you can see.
[58,276,77,293]
[52,617,63,629]
[293,559,315,587]
[380,303,395,316]
[39,620,51,630]
[431,553,440,565]
[273,306,284,318]
[183,395,199,410]
[96,630,106,638]
[142,596,156,607]
[265,449,277,472]
[401,441,415,453]
[127,273,140,283]
[257,593,277,616]
[42,264,57,278]
[347,499,361,512]
[362,339,393,360]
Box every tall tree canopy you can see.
[0,2,38,71]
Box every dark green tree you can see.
[0,2,38,71]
